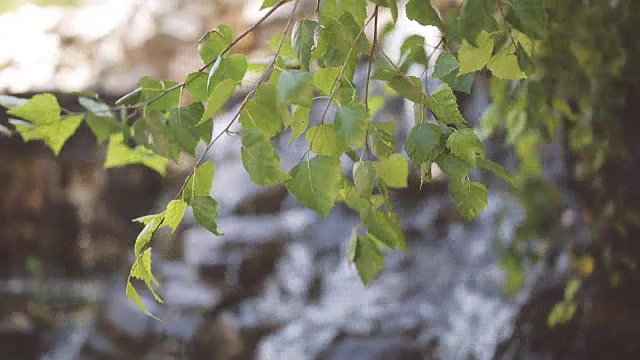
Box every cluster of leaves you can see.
[0,0,548,315]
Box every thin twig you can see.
[364,6,379,112]
[174,0,302,198]
[123,0,292,111]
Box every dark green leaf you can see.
[433,52,460,79]
[510,0,547,39]
[352,233,384,285]
[207,54,247,91]
[447,128,484,165]
[185,72,209,102]
[436,152,470,180]
[115,87,142,106]
[241,128,290,185]
[388,75,424,104]
[286,156,342,217]
[199,78,237,125]
[449,178,488,220]
[137,77,181,112]
[198,24,233,64]
[405,122,443,166]
[86,114,123,143]
[361,207,405,250]
[322,0,367,26]
[353,160,376,197]
[428,83,466,125]
[406,0,443,28]
[334,103,369,148]
[292,20,319,71]
[192,195,223,235]
[459,0,497,45]
[370,0,398,23]
[369,121,396,159]
[276,70,314,106]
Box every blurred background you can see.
[0,0,629,359]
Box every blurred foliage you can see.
[0,0,83,13]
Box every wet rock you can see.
[88,289,159,357]
[233,184,290,216]
[189,312,244,360]
[0,312,41,360]
[317,336,424,360]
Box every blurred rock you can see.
[317,336,424,360]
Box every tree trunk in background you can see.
[497,2,640,358]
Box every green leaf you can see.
[334,103,369,148]
[447,128,484,165]
[322,0,367,26]
[133,212,164,255]
[405,122,443,166]
[510,0,547,39]
[436,152,470,180]
[306,124,347,156]
[352,233,384,285]
[199,78,237,125]
[164,200,187,233]
[290,106,310,143]
[428,83,466,125]
[313,67,341,95]
[269,33,297,58]
[126,280,151,316]
[185,161,215,204]
[105,135,170,175]
[8,93,60,125]
[388,75,424,104]
[286,156,342,217]
[85,114,122,143]
[370,0,398,23]
[241,128,290,186]
[198,24,233,64]
[192,195,223,235]
[433,52,460,79]
[185,72,209,102]
[449,178,488,220]
[458,31,494,74]
[477,158,514,184]
[292,20,319,71]
[375,153,408,188]
[137,77,181,112]
[487,49,527,79]
[276,70,314,107]
[168,103,209,156]
[440,69,475,94]
[131,248,163,303]
[207,54,247,91]
[115,87,142,106]
[353,160,376,198]
[405,0,443,28]
[361,207,405,250]
[239,99,282,138]
[260,0,280,9]
[13,114,83,155]
[459,0,497,45]
[369,121,396,159]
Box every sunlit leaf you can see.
[375,153,408,188]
